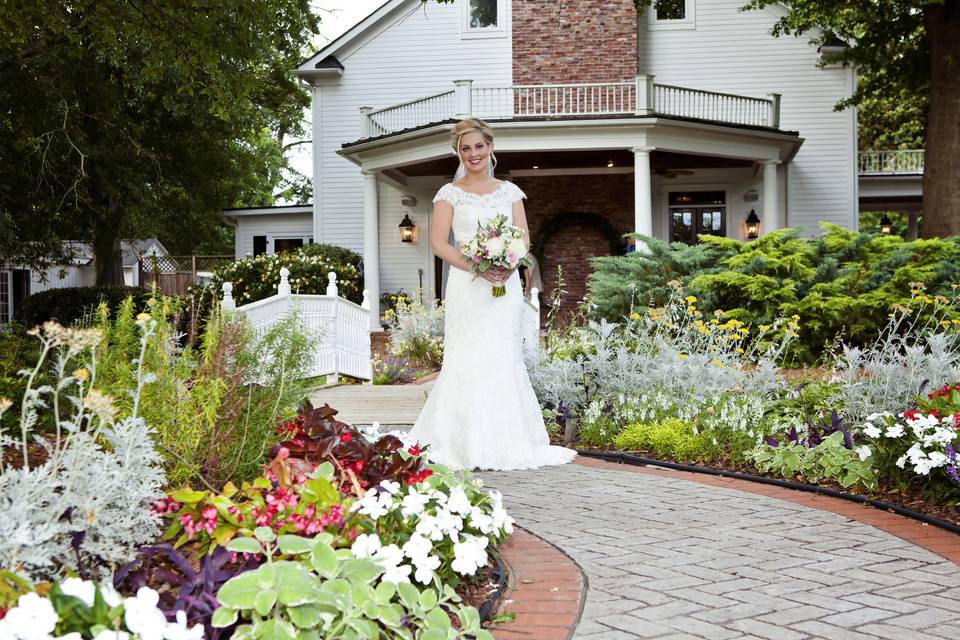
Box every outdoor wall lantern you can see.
[399,214,416,243]
[879,214,893,235]
[745,209,761,239]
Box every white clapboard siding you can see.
[233,212,313,258]
[638,0,857,233]
[30,265,96,293]
[315,0,513,254]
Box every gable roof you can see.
[294,0,418,79]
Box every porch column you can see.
[363,170,382,331]
[762,161,780,234]
[633,147,654,247]
[311,85,323,244]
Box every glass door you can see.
[669,191,726,245]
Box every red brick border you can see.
[575,456,960,565]
[490,528,587,640]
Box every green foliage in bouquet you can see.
[214,243,363,306]
[587,225,960,364]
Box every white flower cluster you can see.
[862,411,959,476]
[0,580,202,640]
[349,480,513,585]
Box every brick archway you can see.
[533,212,624,323]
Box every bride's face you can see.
[458,131,492,176]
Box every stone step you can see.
[307,381,433,426]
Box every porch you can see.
[337,78,804,327]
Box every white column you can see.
[363,170,383,331]
[311,85,323,244]
[633,147,654,247]
[635,74,655,115]
[762,161,780,233]
[452,79,473,119]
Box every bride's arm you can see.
[430,200,474,273]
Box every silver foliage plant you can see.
[0,319,165,579]
[527,287,793,439]
[831,301,960,423]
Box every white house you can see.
[0,239,168,323]
[233,0,868,325]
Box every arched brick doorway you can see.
[532,212,624,324]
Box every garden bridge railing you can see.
[221,268,372,383]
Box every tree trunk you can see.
[921,1,960,238]
[93,196,125,285]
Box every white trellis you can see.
[221,268,373,383]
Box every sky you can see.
[284,0,384,194]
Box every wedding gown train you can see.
[408,181,577,471]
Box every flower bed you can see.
[1,314,510,639]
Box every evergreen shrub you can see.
[213,243,363,306]
[14,286,150,327]
[587,225,960,363]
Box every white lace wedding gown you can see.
[408,181,577,471]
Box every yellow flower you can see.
[685,295,697,304]
[735,348,745,354]
[677,353,688,360]
[687,306,697,314]
[73,368,89,382]
[629,312,641,320]
[940,320,952,327]
[710,359,725,368]
[714,309,725,317]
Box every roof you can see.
[60,239,169,266]
[223,204,312,218]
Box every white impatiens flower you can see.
[433,508,464,541]
[896,454,908,469]
[352,533,383,559]
[446,486,472,515]
[415,514,445,541]
[401,533,433,562]
[468,506,495,535]
[163,611,205,640]
[379,480,401,495]
[1,592,58,640]
[855,445,872,461]
[411,554,441,584]
[885,424,905,438]
[59,577,96,607]
[400,488,431,517]
[861,422,882,439]
[351,488,395,521]
[451,535,489,576]
[92,632,130,640]
[123,587,167,640]
[373,544,411,584]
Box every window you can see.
[649,0,695,30]
[0,270,11,324]
[462,0,505,39]
[269,235,313,254]
[669,191,726,245]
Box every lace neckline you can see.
[450,181,507,197]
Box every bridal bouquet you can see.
[461,213,531,297]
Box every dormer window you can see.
[650,0,695,30]
[462,0,505,39]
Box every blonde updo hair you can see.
[451,117,497,172]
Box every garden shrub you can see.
[14,286,150,328]
[384,297,444,369]
[613,418,716,462]
[213,243,363,306]
[92,297,313,489]
[587,225,960,364]
[746,432,876,490]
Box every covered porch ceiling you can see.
[338,117,804,175]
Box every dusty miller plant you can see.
[384,295,444,368]
[831,295,960,423]
[0,319,164,580]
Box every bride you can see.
[408,118,576,471]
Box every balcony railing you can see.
[858,150,925,176]
[358,76,781,138]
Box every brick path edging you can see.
[489,528,587,640]
[575,456,960,565]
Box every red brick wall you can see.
[515,174,634,322]
[511,0,638,84]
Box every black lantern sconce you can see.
[399,214,416,243]
[879,214,893,235]
[745,209,761,240]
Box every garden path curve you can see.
[480,458,960,640]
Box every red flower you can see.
[340,432,352,443]
[407,444,422,456]
[930,409,940,418]
[953,414,960,430]
[904,409,920,420]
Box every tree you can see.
[731,0,958,238]
[0,1,318,283]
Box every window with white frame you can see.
[462,0,505,38]
[269,236,313,254]
[649,0,695,30]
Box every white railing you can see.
[360,75,781,137]
[653,84,776,128]
[858,150,925,176]
[363,90,455,138]
[221,268,372,383]
[521,287,541,356]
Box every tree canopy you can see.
[0,0,319,281]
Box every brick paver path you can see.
[481,460,960,640]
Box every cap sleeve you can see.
[433,183,458,205]
[507,182,526,202]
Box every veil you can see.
[453,157,495,182]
